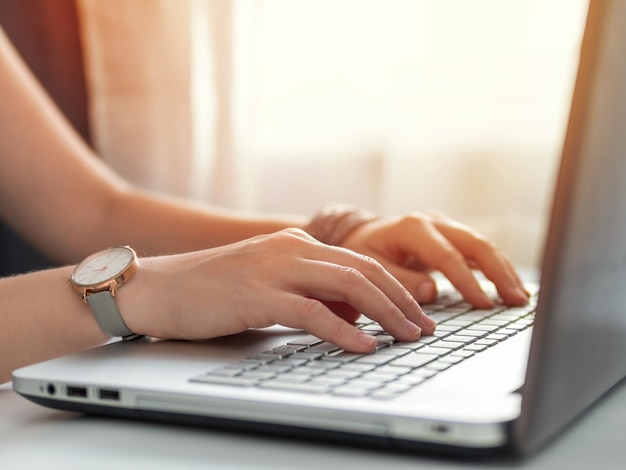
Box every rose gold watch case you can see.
[70,246,138,302]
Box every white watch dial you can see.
[73,247,134,285]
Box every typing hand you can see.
[120,229,436,353]
[340,211,529,308]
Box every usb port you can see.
[66,386,88,398]
[98,389,120,401]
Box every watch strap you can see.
[87,291,139,340]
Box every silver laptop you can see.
[12,0,626,456]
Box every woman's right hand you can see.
[119,229,436,353]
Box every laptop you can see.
[12,0,626,457]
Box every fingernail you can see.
[511,287,529,304]
[358,333,377,350]
[421,313,437,329]
[404,319,422,338]
[415,282,436,303]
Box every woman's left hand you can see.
[340,211,529,308]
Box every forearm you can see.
[0,266,109,384]
[0,27,308,262]
[99,187,310,257]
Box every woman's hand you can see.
[340,211,529,309]
[120,229,436,353]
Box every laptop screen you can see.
[516,0,626,452]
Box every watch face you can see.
[72,246,135,286]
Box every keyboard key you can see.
[322,352,361,363]
[467,324,500,333]
[389,352,438,369]
[450,349,475,359]
[425,361,453,372]
[192,375,259,386]
[374,334,396,345]
[359,324,385,333]
[369,390,404,400]
[431,340,465,350]
[435,324,463,333]
[479,319,510,327]
[452,329,487,338]
[309,376,349,388]
[324,369,363,380]
[256,364,293,374]
[443,334,477,344]
[416,335,439,345]
[287,335,323,347]
[374,348,410,357]
[240,371,277,380]
[416,346,449,357]
[356,354,394,365]
[267,373,311,383]
[475,338,500,347]
[291,352,325,361]
[259,381,330,394]
[307,342,341,355]
[304,360,340,370]
[375,365,412,376]
[206,367,246,377]
[271,345,306,355]
[441,319,474,327]
[331,387,371,398]
[439,355,464,365]
[338,362,377,372]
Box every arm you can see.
[0,230,437,384]
[0,27,305,264]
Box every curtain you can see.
[77,0,195,198]
[76,0,588,268]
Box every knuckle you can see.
[393,213,434,236]
[400,286,421,308]
[330,317,356,340]
[398,213,429,228]
[336,265,366,289]
[269,228,309,246]
[425,209,446,221]
[473,234,497,253]
[438,248,465,268]
[354,253,384,272]
[295,298,325,323]
[337,247,383,271]
[281,227,308,238]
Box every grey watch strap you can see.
[86,291,136,338]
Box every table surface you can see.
[2,375,626,470]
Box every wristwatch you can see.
[70,246,141,340]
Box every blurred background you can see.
[75,0,588,269]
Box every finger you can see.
[284,257,433,340]
[349,260,437,335]
[321,301,361,324]
[378,261,439,305]
[313,245,439,334]
[433,220,529,306]
[283,295,378,353]
[398,220,495,308]
[276,230,435,334]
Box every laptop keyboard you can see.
[192,287,537,401]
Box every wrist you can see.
[305,202,378,246]
[114,256,160,338]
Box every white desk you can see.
[2,378,625,469]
